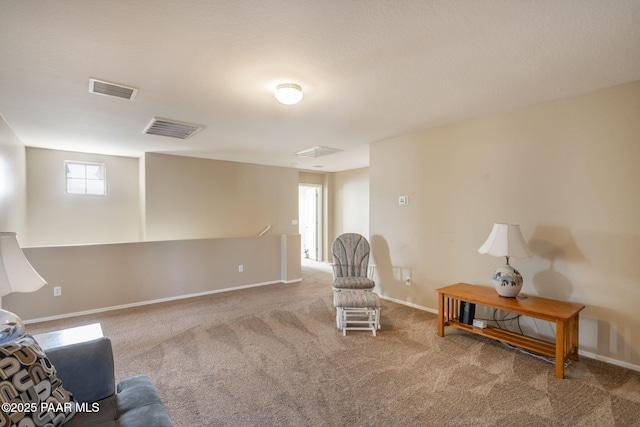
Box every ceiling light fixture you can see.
[275,83,303,105]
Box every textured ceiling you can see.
[1,0,640,172]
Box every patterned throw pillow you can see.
[0,334,76,426]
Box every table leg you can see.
[569,314,580,361]
[555,320,565,379]
[438,292,445,337]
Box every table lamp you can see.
[478,223,532,297]
[0,232,47,343]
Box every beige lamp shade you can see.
[477,223,532,259]
[0,232,47,297]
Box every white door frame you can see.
[299,184,323,261]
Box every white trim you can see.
[377,293,640,373]
[378,293,437,314]
[578,349,640,372]
[298,184,323,261]
[23,279,299,324]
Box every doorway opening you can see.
[298,184,322,261]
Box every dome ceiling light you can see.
[275,83,303,105]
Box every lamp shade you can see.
[275,83,303,105]
[477,223,532,259]
[0,232,47,297]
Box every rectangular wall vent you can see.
[89,78,138,100]
[143,117,204,139]
[296,146,343,158]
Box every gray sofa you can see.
[45,336,173,427]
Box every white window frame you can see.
[65,160,107,196]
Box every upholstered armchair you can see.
[331,233,381,335]
[331,233,375,305]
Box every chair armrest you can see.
[44,336,116,403]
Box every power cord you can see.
[475,309,523,334]
[499,341,572,367]
[472,304,567,367]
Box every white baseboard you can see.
[24,279,299,325]
[578,349,640,372]
[378,294,437,314]
[377,293,640,373]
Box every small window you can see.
[65,161,106,195]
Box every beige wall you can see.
[298,169,370,262]
[298,171,325,186]
[25,148,140,246]
[144,153,299,241]
[25,149,300,245]
[331,167,369,241]
[370,81,640,369]
[4,235,301,321]
[8,148,303,320]
[0,115,27,239]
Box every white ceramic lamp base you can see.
[0,309,25,344]
[492,264,523,298]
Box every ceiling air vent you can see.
[89,78,138,100]
[296,146,343,158]
[143,117,204,139]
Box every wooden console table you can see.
[436,283,585,379]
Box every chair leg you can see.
[338,307,379,336]
[342,309,347,336]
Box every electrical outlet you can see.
[239,264,244,273]
[405,277,411,286]
[53,286,62,297]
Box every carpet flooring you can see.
[27,260,640,426]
